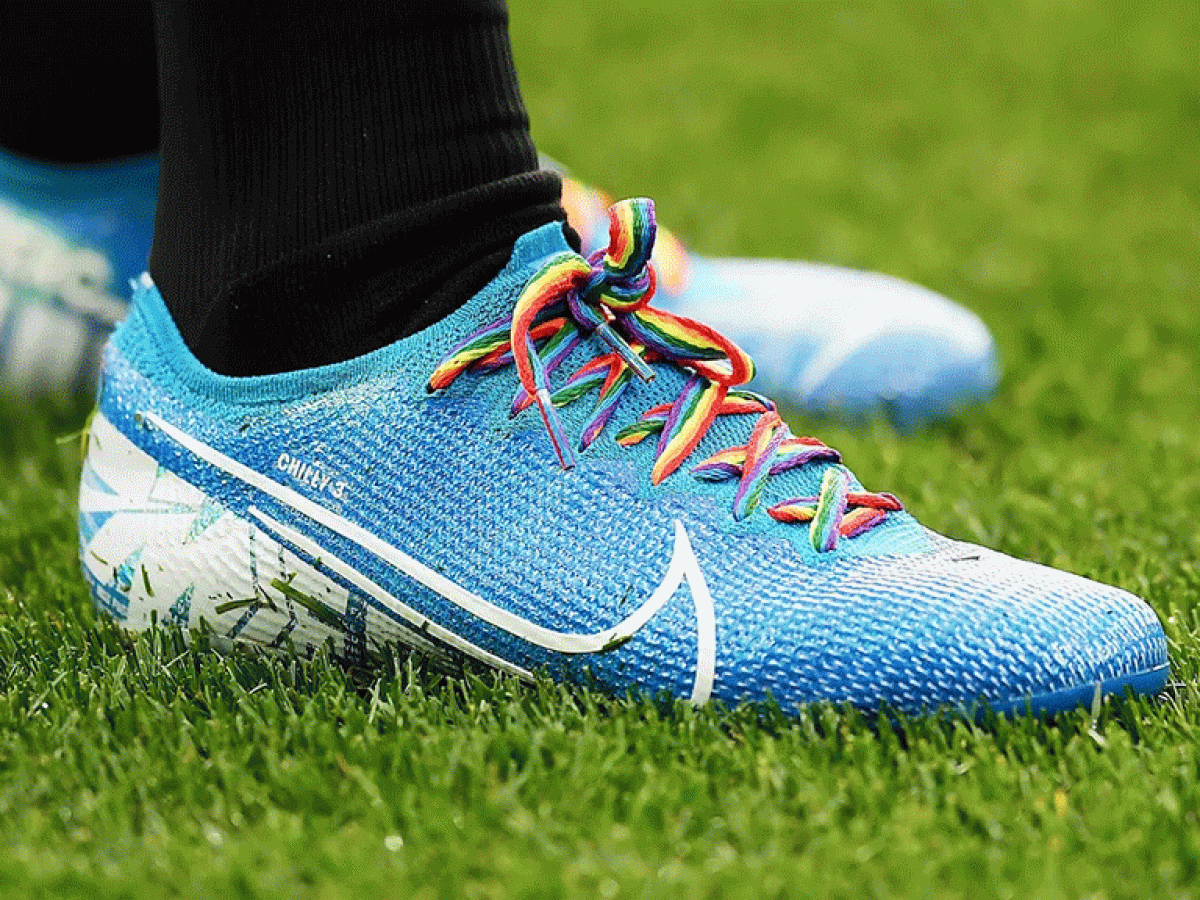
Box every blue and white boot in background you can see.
[1,150,997,429]
[0,149,156,397]
[559,168,999,428]
[78,199,1166,717]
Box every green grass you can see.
[3,1,1200,896]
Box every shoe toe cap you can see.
[717,542,1168,715]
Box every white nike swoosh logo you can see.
[144,411,717,702]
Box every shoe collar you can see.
[115,222,575,407]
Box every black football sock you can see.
[0,0,158,163]
[150,0,568,376]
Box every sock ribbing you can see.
[150,0,564,375]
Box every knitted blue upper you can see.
[96,223,1167,713]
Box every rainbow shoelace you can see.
[559,176,691,296]
[428,199,901,552]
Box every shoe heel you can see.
[77,410,395,664]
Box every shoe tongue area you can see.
[512,220,577,269]
[547,334,919,553]
[436,222,919,553]
[507,238,885,526]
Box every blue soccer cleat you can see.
[559,170,999,428]
[0,148,157,397]
[78,199,1165,717]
